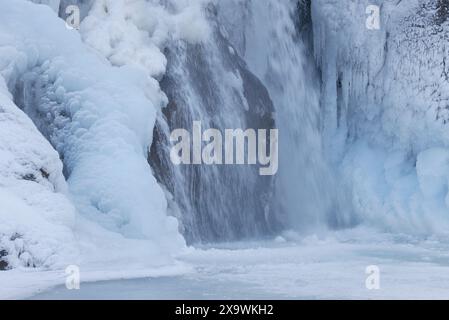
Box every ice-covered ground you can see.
[5,228,447,300]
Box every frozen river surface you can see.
[28,229,449,300]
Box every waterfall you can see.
[149,0,353,242]
[149,6,281,243]
[218,0,352,234]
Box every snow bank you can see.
[0,0,187,273]
[80,0,210,80]
[0,74,78,269]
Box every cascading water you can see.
[149,6,280,243]
[218,0,352,234]
[149,0,353,243]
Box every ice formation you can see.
[312,0,449,234]
[0,0,185,271]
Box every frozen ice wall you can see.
[312,0,449,234]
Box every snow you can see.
[0,65,78,269]
[80,0,210,79]
[1,259,190,299]
[0,187,77,270]
[27,228,449,300]
[0,0,186,276]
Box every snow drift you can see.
[0,0,185,270]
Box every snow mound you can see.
[80,0,210,79]
[0,70,78,269]
[0,0,186,271]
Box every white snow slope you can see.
[0,0,190,288]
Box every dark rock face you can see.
[436,0,449,24]
[58,0,93,22]
[149,14,281,243]
[0,249,8,271]
[295,0,312,34]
